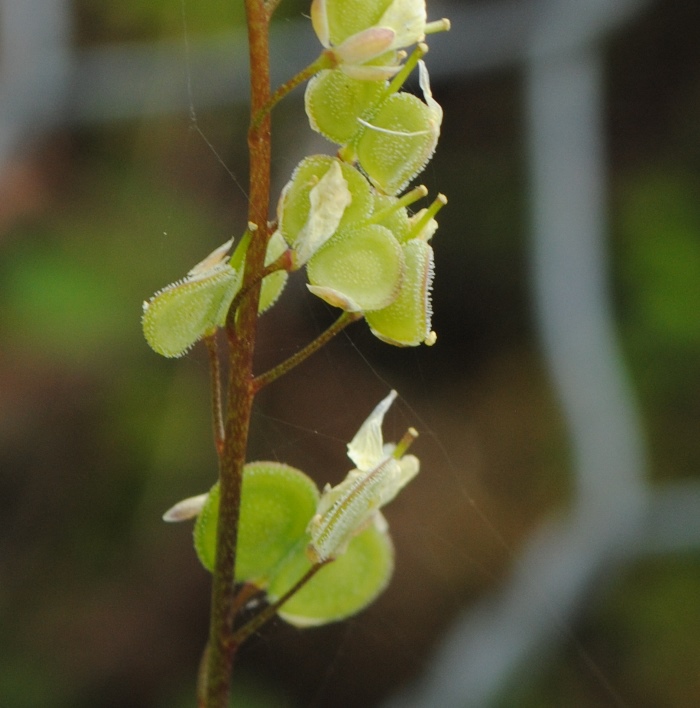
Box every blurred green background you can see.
[1,1,699,706]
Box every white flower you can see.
[311,0,428,80]
[307,390,419,561]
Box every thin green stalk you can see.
[231,562,328,646]
[340,44,428,164]
[251,53,333,130]
[253,311,362,391]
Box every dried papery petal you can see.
[347,389,398,471]
[162,493,208,522]
[339,58,403,81]
[278,156,373,249]
[334,27,396,66]
[187,237,234,278]
[418,59,442,123]
[306,70,387,145]
[314,0,430,56]
[306,285,363,312]
[377,0,427,48]
[315,0,393,48]
[311,0,331,48]
[307,224,404,312]
[366,238,434,345]
[294,161,352,265]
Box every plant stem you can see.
[226,249,294,320]
[253,311,362,391]
[203,0,272,705]
[204,335,225,456]
[251,53,333,130]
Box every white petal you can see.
[335,27,395,65]
[307,284,363,312]
[295,161,352,264]
[311,0,331,48]
[187,238,234,279]
[418,60,443,123]
[378,0,427,49]
[162,493,208,522]
[380,453,419,506]
[347,390,397,471]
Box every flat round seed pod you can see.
[305,70,387,145]
[259,230,289,313]
[278,156,373,248]
[307,224,404,312]
[142,265,240,358]
[194,462,320,586]
[366,239,434,345]
[356,92,439,194]
[267,523,394,627]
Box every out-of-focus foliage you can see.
[76,0,246,41]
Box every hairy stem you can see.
[203,0,272,705]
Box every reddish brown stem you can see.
[202,0,272,705]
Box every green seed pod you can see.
[142,231,289,358]
[278,156,374,253]
[365,238,434,345]
[194,462,320,586]
[305,70,387,145]
[356,91,439,194]
[306,223,404,312]
[259,230,289,312]
[142,263,241,358]
[267,523,394,627]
